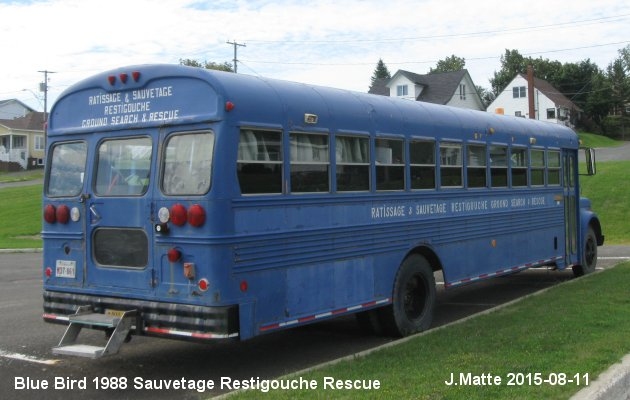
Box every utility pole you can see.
[38,70,56,125]
[226,40,246,73]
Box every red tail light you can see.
[56,204,70,224]
[44,204,56,224]
[170,204,187,226]
[188,204,206,227]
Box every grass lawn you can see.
[0,185,42,248]
[579,161,630,244]
[227,263,630,399]
[577,132,622,148]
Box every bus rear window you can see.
[47,141,87,197]
[163,132,214,195]
[95,137,152,196]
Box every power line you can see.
[244,13,630,44]
[240,40,630,67]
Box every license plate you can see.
[55,260,76,278]
[105,309,126,318]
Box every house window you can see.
[547,108,556,119]
[512,86,526,98]
[35,135,45,151]
[515,111,523,118]
[12,136,26,148]
[459,84,466,100]
[396,85,408,97]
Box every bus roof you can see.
[49,64,579,149]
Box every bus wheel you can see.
[572,227,598,277]
[380,254,436,337]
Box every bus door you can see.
[563,150,578,265]
[84,136,155,292]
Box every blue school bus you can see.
[41,65,603,357]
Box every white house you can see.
[0,99,35,120]
[487,73,581,127]
[370,69,485,111]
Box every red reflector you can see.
[45,267,52,278]
[170,203,187,226]
[198,278,209,292]
[132,71,141,82]
[225,101,235,112]
[167,248,182,262]
[188,204,206,227]
[119,73,128,83]
[56,204,70,224]
[44,204,56,224]
[107,75,116,85]
[240,280,248,292]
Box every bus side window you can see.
[410,140,436,190]
[290,132,330,193]
[490,145,508,188]
[336,135,370,192]
[531,149,545,186]
[439,142,462,188]
[467,144,486,188]
[376,138,405,191]
[548,150,561,185]
[237,129,283,194]
[511,147,528,187]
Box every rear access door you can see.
[84,135,156,292]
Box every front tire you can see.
[572,227,598,277]
[380,254,436,337]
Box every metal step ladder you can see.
[52,306,137,359]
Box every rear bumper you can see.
[43,290,239,340]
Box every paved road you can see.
[1,250,627,400]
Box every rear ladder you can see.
[52,306,136,359]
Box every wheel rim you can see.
[404,275,427,320]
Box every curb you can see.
[570,353,630,400]
[0,248,42,253]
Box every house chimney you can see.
[527,65,535,119]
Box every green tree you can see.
[429,55,466,74]
[179,58,234,72]
[370,58,391,86]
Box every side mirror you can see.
[583,148,596,176]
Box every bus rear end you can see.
[42,66,240,351]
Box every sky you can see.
[1,0,629,114]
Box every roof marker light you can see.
[107,75,116,85]
[225,101,235,112]
[132,71,141,82]
[119,73,128,83]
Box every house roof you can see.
[0,98,36,113]
[518,73,583,112]
[376,69,482,107]
[0,112,46,131]
[368,78,390,96]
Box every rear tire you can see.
[572,227,598,277]
[380,254,436,337]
